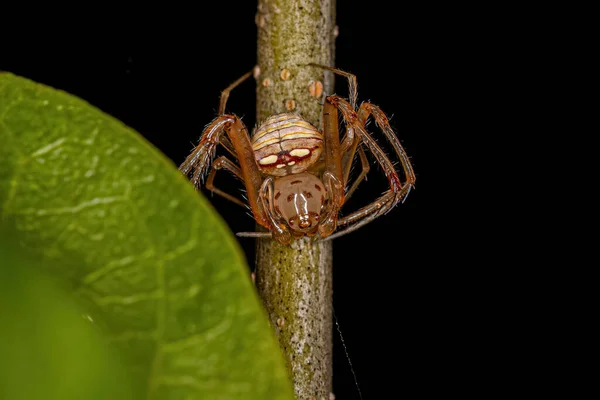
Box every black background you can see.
[1,2,510,398]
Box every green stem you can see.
[255,0,336,398]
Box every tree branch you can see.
[254,0,336,398]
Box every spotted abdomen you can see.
[252,113,323,176]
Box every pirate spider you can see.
[179,64,415,245]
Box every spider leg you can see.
[321,95,412,237]
[357,102,416,189]
[331,102,416,239]
[236,231,272,239]
[341,94,389,200]
[323,194,391,241]
[236,189,405,242]
[310,64,416,198]
[180,114,270,229]
[343,99,416,202]
[205,156,247,208]
[308,63,358,109]
[179,115,236,189]
[332,95,413,203]
[318,99,346,238]
[258,177,292,245]
[219,69,254,115]
[235,189,397,242]
[210,69,255,158]
[218,136,238,159]
[344,144,370,201]
[341,127,359,182]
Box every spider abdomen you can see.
[252,113,323,176]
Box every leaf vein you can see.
[30,137,66,158]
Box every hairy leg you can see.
[218,69,254,115]
[179,115,237,188]
[323,95,412,238]
[344,145,370,201]
[180,115,269,229]
[205,156,246,208]
[217,69,254,157]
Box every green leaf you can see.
[0,73,294,400]
[0,243,135,400]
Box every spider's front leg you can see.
[180,115,236,189]
[180,115,270,230]
[318,99,346,238]
[258,177,292,245]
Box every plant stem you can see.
[255,0,336,398]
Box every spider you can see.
[179,64,415,245]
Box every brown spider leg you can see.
[236,231,272,239]
[308,64,365,194]
[237,190,404,241]
[341,106,385,202]
[307,64,358,155]
[180,114,269,229]
[339,118,370,200]
[330,96,406,199]
[357,102,416,189]
[308,63,358,109]
[224,117,270,229]
[205,156,246,208]
[218,70,254,115]
[217,69,254,158]
[309,64,416,199]
[322,95,410,238]
[308,64,365,170]
[339,105,415,205]
[329,168,413,242]
[218,136,238,159]
[341,129,359,182]
[344,144,370,201]
[180,115,235,188]
[322,191,397,241]
[324,170,412,241]
[258,177,292,245]
[318,100,345,238]
[307,65,364,194]
[341,95,387,199]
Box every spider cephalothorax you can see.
[180,64,415,245]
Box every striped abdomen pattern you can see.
[252,113,323,176]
